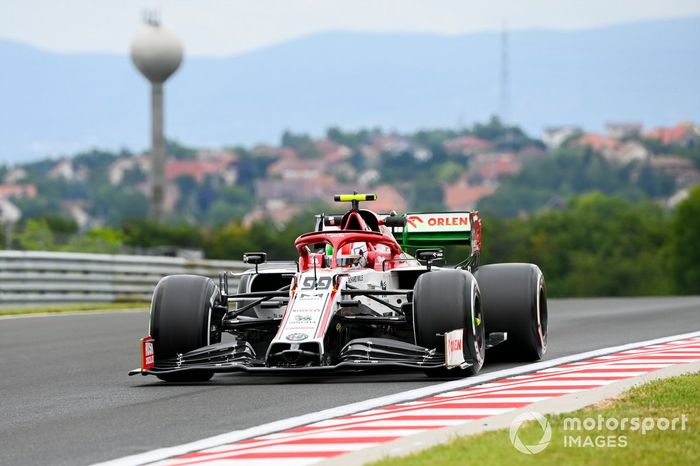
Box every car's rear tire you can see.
[413,269,485,378]
[150,274,221,382]
[475,263,547,361]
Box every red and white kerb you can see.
[150,336,700,466]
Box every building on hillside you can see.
[317,139,352,164]
[644,122,700,148]
[370,185,407,213]
[48,159,89,182]
[649,155,700,188]
[326,162,357,183]
[252,145,297,160]
[359,145,381,168]
[575,134,651,163]
[195,149,237,161]
[541,126,582,148]
[606,141,651,164]
[107,155,150,186]
[0,183,37,199]
[109,150,238,186]
[606,122,642,139]
[370,134,412,154]
[574,133,619,152]
[165,154,238,185]
[357,169,380,186]
[61,201,91,229]
[165,160,218,184]
[3,167,27,184]
[255,177,354,207]
[443,136,493,157]
[443,182,497,211]
[253,182,406,217]
[0,198,21,224]
[467,153,521,184]
[129,180,176,214]
[666,188,690,208]
[413,147,433,162]
[267,158,323,180]
[243,204,302,229]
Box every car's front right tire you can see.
[413,269,485,378]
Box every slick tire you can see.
[413,269,485,378]
[150,274,220,382]
[474,263,547,361]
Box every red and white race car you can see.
[130,194,547,382]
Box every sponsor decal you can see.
[141,336,155,370]
[286,333,309,342]
[444,329,465,367]
[406,213,471,233]
[298,292,325,300]
[294,314,315,323]
[284,326,316,332]
[406,215,424,228]
[293,293,326,313]
[347,275,364,283]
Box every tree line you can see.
[3,187,700,297]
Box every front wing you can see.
[128,334,507,377]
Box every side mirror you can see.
[243,252,267,273]
[416,248,444,271]
[323,215,343,227]
[384,215,407,228]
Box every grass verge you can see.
[372,371,699,466]
[0,302,149,316]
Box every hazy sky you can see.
[2,0,700,56]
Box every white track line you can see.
[95,330,700,466]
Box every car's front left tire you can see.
[150,274,221,382]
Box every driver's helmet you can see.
[337,242,367,268]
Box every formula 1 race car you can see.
[130,194,547,382]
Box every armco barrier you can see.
[0,250,247,305]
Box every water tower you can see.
[130,11,183,221]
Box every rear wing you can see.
[390,211,482,259]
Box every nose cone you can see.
[130,24,183,83]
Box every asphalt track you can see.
[1,296,699,466]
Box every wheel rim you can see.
[535,282,548,353]
[472,298,485,365]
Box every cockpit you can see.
[298,193,406,272]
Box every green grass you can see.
[372,371,700,466]
[0,302,149,316]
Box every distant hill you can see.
[1,16,699,162]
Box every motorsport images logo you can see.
[509,411,552,454]
[509,411,689,454]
